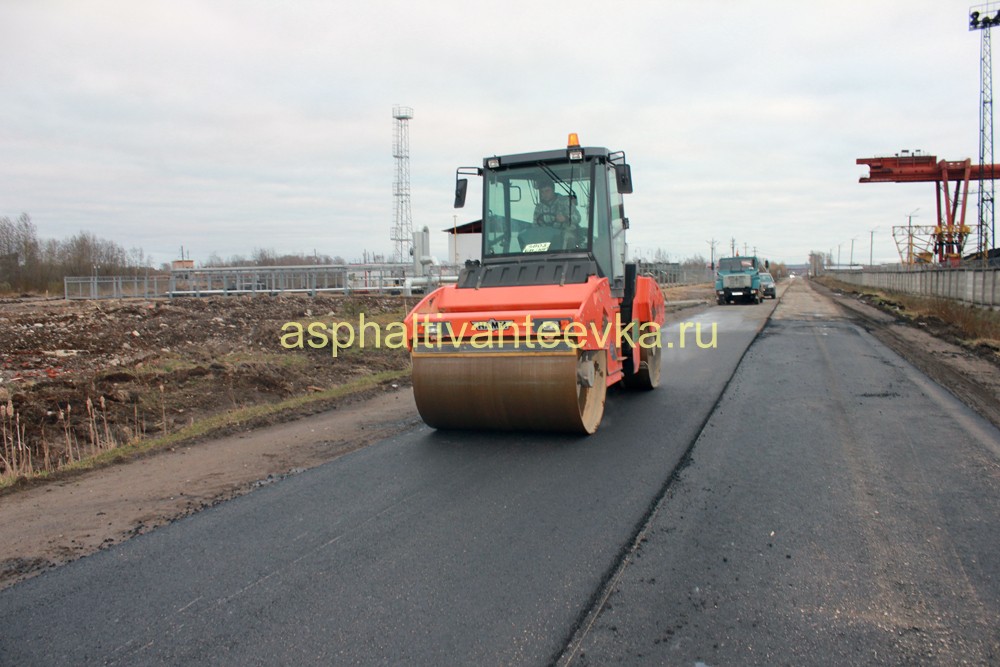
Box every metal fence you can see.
[64,260,714,301]
[64,263,460,300]
[640,263,713,285]
[63,275,174,299]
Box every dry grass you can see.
[916,297,1000,342]
[820,277,1000,351]
[1,400,29,480]
[662,282,714,302]
[0,368,409,490]
[2,393,146,485]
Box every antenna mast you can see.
[391,105,414,263]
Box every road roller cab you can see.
[404,135,665,434]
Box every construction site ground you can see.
[0,280,998,590]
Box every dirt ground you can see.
[0,293,415,587]
[2,279,995,591]
[0,293,413,449]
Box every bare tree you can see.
[680,254,708,270]
[0,213,156,292]
[0,213,38,290]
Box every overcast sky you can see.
[0,1,990,267]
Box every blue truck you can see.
[714,256,767,305]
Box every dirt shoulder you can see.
[0,385,420,588]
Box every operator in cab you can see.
[533,177,580,229]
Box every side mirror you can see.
[615,164,633,194]
[765,259,770,269]
[454,178,468,208]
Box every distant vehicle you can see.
[714,255,768,304]
[760,272,776,299]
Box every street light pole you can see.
[907,207,920,266]
[869,227,878,267]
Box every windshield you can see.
[483,162,592,257]
[761,273,774,283]
[718,257,757,272]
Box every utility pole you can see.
[849,237,857,267]
[731,237,736,255]
[707,238,717,269]
[869,227,878,266]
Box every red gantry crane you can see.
[857,152,999,265]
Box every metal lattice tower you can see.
[391,105,414,263]
[972,4,997,260]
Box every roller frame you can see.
[404,274,664,433]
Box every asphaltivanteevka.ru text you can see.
[280,314,717,357]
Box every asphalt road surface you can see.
[563,280,1000,666]
[2,279,998,666]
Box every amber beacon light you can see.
[567,133,583,160]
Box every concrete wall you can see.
[831,267,1000,308]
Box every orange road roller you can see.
[403,134,665,434]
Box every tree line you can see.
[0,213,153,294]
[0,213,358,294]
[202,248,346,268]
